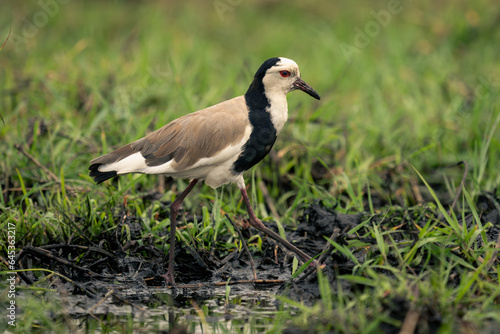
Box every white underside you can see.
[98,126,252,189]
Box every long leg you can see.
[239,184,316,265]
[162,179,199,285]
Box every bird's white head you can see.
[259,57,320,100]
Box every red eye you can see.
[279,70,291,78]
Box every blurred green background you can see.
[1,1,500,332]
[2,1,498,207]
[1,0,499,231]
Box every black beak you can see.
[293,78,321,100]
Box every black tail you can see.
[89,164,118,184]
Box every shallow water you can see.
[60,283,285,333]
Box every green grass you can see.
[278,190,500,333]
[1,0,499,333]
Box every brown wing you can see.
[90,96,249,171]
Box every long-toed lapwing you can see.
[89,57,321,284]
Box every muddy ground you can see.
[14,192,500,332]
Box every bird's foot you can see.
[161,272,175,287]
[248,216,268,231]
[248,216,319,266]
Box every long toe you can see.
[161,273,175,286]
[248,216,268,231]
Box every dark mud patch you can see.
[13,192,500,332]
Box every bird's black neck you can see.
[244,79,269,112]
[232,80,277,174]
[243,57,280,111]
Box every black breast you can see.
[232,59,280,174]
[231,106,277,174]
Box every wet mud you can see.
[14,191,500,332]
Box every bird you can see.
[89,57,321,285]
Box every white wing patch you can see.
[97,125,253,188]
[98,152,147,174]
